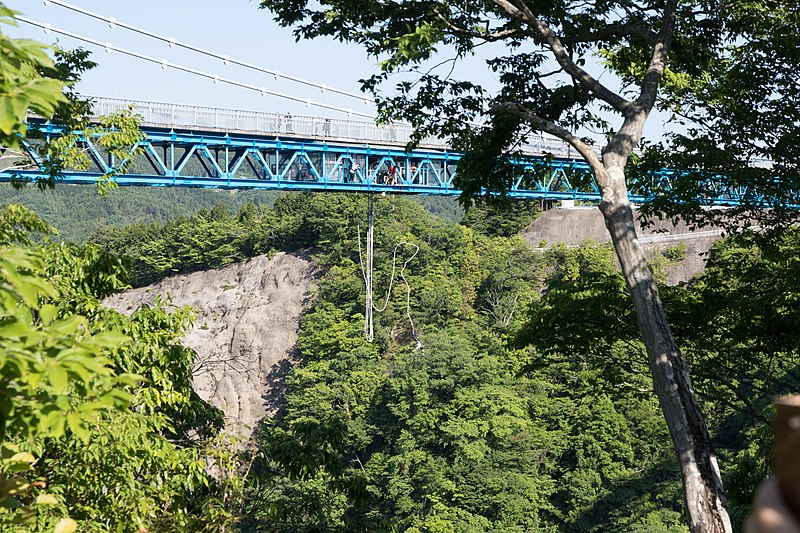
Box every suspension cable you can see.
[17,16,377,119]
[41,0,375,105]
[24,4,578,146]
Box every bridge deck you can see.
[0,98,751,205]
[90,97,581,159]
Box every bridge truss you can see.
[0,99,756,205]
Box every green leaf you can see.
[90,330,130,349]
[23,78,65,116]
[7,452,35,464]
[47,364,68,394]
[37,409,66,438]
[48,315,85,336]
[3,459,34,474]
[54,517,78,533]
[0,94,28,136]
[0,319,32,339]
[39,304,58,325]
[66,412,90,443]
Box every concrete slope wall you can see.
[523,207,720,284]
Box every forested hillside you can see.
[0,185,465,244]
[0,185,281,243]
[0,194,800,532]
[71,192,793,531]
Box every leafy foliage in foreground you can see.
[0,5,65,148]
[0,13,144,196]
[0,205,235,532]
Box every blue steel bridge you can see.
[0,97,744,204]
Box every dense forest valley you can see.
[2,190,798,532]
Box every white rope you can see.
[41,0,375,104]
[357,200,421,349]
[370,241,420,314]
[16,16,377,119]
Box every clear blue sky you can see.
[11,0,383,118]
[10,0,672,142]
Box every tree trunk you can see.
[599,168,733,533]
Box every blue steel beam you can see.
[0,122,752,205]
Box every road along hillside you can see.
[104,251,317,438]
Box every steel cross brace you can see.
[0,122,755,204]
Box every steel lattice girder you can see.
[0,123,751,204]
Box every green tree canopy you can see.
[256,1,762,530]
[0,4,66,148]
[638,2,800,230]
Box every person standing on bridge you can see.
[323,118,331,137]
[285,113,294,134]
[350,161,360,182]
[342,159,351,183]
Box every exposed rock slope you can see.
[104,252,317,437]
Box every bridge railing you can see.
[88,96,580,159]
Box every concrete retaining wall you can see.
[523,207,721,284]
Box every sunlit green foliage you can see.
[0,4,65,148]
[0,5,143,196]
[39,106,145,195]
[0,203,231,532]
[0,205,132,528]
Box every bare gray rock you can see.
[103,252,317,437]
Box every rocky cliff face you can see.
[103,252,317,437]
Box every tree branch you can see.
[603,0,679,168]
[691,368,771,425]
[561,20,658,45]
[490,101,603,171]
[638,0,679,111]
[432,9,528,42]
[490,0,636,115]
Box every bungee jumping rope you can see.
[357,194,423,350]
